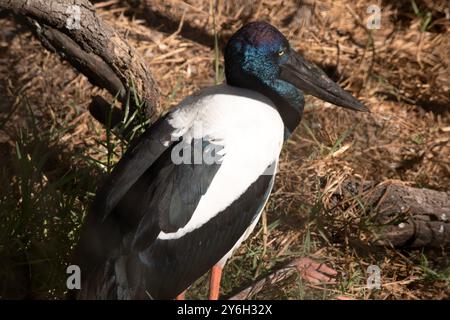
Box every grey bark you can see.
[334,180,450,248]
[0,0,160,123]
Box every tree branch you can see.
[0,0,160,123]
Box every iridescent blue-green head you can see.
[225,21,368,136]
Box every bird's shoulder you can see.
[167,84,284,145]
[169,84,280,122]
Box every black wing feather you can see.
[128,142,222,249]
[80,172,275,299]
[135,173,275,299]
[76,119,228,298]
[92,115,176,221]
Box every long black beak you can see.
[279,50,369,112]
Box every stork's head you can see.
[224,21,368,133]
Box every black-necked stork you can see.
[74,21,368,300]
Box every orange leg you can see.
[209,265,223,300]
[175,290,186,300]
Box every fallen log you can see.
[331,179,450,248]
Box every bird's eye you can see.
[277,49,285,57]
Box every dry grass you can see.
[0,0,448,299]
